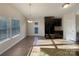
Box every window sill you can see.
[0,34,20,44]
[0,38,11,44]
[12,34,20,38]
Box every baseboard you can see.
[27,35,44,37]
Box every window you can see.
[0,19,8,41]
[35,22,38,25]
[12,20,20,36]
[34,27,38,34]
[0,17,20,41]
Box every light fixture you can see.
[62,3,70,8]
[27,3,33,23]
[27,20,33,23]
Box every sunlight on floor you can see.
[57,44,79,49]
[30,46,49,56]
[37,40,53,45]
[53,39,75,45]
[30,39,79,56]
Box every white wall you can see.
[27,17,45,36]
[76,15,79,33]
[62,13,76,41]
[0,4,27,55]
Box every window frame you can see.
[11,18,21,37]
[0,17,21,43]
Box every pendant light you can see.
[62,3,70,8]
[27,3,33,23]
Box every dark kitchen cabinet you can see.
[45,16,63,39]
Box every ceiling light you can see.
[27,3,33,23]
[62,3,70,8]
[27,20,33,23]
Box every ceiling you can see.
[11,3,79,18]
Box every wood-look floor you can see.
[1,36,34,56]
[1,36,79,56]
